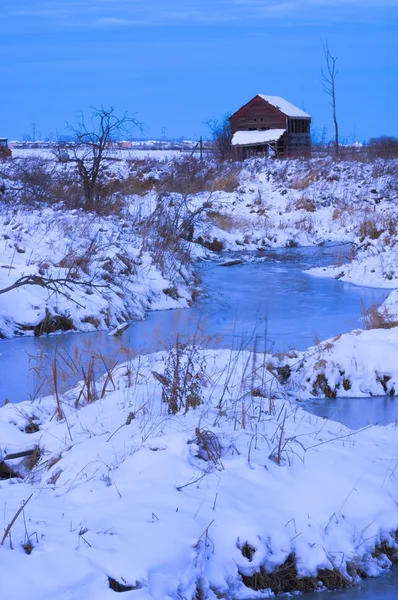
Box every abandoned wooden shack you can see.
[230,95,311,159]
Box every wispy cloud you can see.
[5,0,398,29]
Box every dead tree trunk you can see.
[321,40,339,158]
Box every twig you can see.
[1,494,34,545]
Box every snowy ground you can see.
[0,204,196,338]
[0,348,398,599]
[0,152,397,338]
[268,326,398,399]
[10,147,189,161]
[1,153,398,598]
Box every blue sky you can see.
[2,0,397,142]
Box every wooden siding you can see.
[230,96,287,134]
[230,95,311,159]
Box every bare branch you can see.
[0,274,108,299]
[54,107,142,210]
[321,39,340,157]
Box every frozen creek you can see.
[0,245,396,429]
[1,244,398,599]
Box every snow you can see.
[231,129,286,146]
[0,152,397,337]
[0,348,398,599]
[1,150,398,597]
[275,326,398,399]
[258,95,311,118]
[0,205,194,338]
[9,147,187,161]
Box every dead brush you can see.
[295,215,315,234]
[294,198,317,213]
[30,342,120,413]
[194,427,224,469]
[361,300,398,330]
[139,193,197,275]
[160,339,206,414]
[372,540,398,565]
[122,173,157,196]
[290,172,317,190]
[240,552,319,594]
[268,407,305,465]
[240,552,351,594]
[206,210,251,233]
[57,237,99,278]
[358,217,382,240]
[210,172,240,193]
[332,204,358,226]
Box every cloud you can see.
[5,0,398,29]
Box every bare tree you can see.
[321,40,339,157]
[206,116,232,161]
[55,107,141,210]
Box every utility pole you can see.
[31,122,36,142]
[199,136,203,160]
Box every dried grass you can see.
[241,552,351,594]
[290,172,317,190]
[206,211,251,233]
[294,198,317,212]
[359,218,382,240]
[211,173,239,193]
[361,300,398,330]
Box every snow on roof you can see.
[232,129,285,147]
[258,95,311,118]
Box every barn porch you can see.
[231,129,286,160]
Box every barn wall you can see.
[230,97,287,134]
[230,95,312,159]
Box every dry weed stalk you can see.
[361,299,398,330]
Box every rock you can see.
[218,259,243,267]
[108,322,129,336]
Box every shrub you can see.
[361,301,398,330]
[358,218,382,240]
[161,341,206,414]
[367,136,398,160]
[211,172,239,192]
[195,236,224,252]
[294,198,317,212]
[206,211,249,232]
[206,116,233,161]
[290,172,317,190]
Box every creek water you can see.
[1,244,397,597]
[304,568,398,600]
[0,245,393,410]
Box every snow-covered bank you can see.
[1,348,398,599]
[0,153,397,338]
[307,239,398,289]
[273,326,398,399]
[0,205,196,338]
